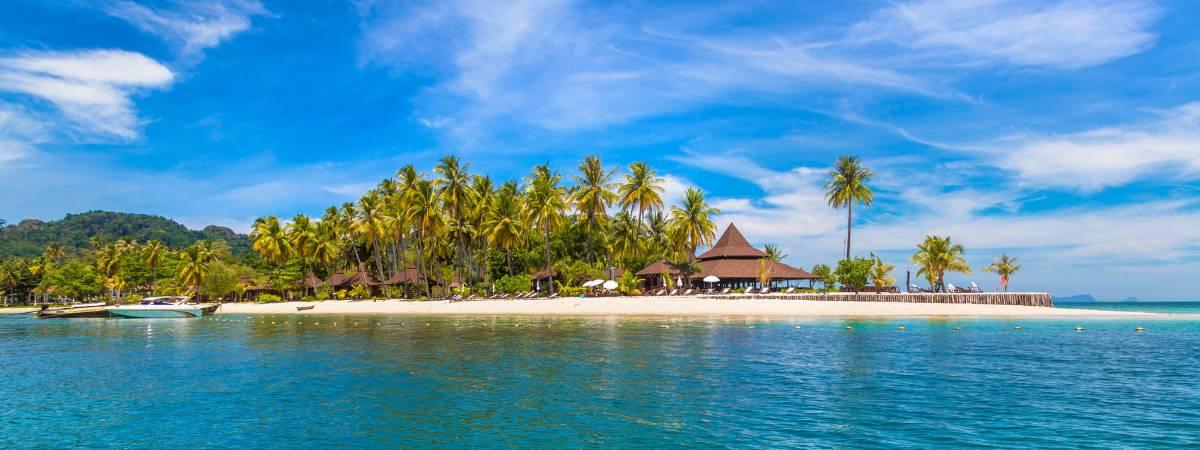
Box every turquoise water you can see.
[3,312,1200,447]
[1058,301,1200,314]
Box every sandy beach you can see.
[216,297,1149,318]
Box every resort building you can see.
[636,223,816,289]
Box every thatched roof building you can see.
[636,223,816,288]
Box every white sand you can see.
[216,297,1149,318]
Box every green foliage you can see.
[348,284,370,299]
[495,274,532,294]
[200,261,253,300]
[301,295,316,301]
[618,271,640,296]
[811,263,836,289]
[124,293,144,305]
[315,284,333,300]
[0,211,251,258]
[556,259,603,287]
[258,293,282,303]
[834,257,874,291]
[38,259,104,300]
[558,286,586,297]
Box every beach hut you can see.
[636,223,817,290]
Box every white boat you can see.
[106,296,213,319]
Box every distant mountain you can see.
[1054,294,1097,303]
[1120,297,1140,303]
[0,211,251,258]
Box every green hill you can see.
[0,211,252,258]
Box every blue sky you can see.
[2,0,1199,300]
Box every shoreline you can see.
[216,297,1155,318]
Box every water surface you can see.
[2,313,1198,447]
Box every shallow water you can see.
[3,313,1199,448]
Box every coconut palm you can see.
[983,253,1021,292]
[667,188,719,287]
[824,155,875,260]
[470,175,495,282]
[911,236,970,292]
[406,179,444,298]
[524,164,567,292]
[179,243,214,299]
[569,156,618,262]
[142,240,167,294]
[646,210,669,251]
[608,211,641,263]
[311,220,340,286]
[484,181,524,276]
[764,244,787,262]
[354,193,392,284]
[288,214,317,294]
[869,253,896,289]
[434,155,475,280]
[43,244,65,264]
[617,161,664,245]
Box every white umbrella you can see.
[702,275,720,283]
[602,280,618,290]
[582,279,602,288]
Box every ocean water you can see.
[3,312,1199,448]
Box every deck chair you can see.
[759,287,770,294]
[969,282,984,293]
[719,288,731,295]
[548,292,560,299]
[667,289,678,296]
[681,289,693,296]
[784,287,795,294]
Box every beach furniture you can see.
[718,288,730,295]
[548,292,560,299]
[667,289,679,296]
[784,287,795,294]
[682,289,693,296]
[759,287,770,294]
[969,282,984,293]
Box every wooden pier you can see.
[705,292,1053,307]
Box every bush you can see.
[383,286,406,299]
[334,289,348,300]
[123,294,144,304]
[558,286,586,297]
[835,257,874,291]
[495,274,533,294]
[348,284,370,300]
[258,293,282,303]
[315,285,333,300]
[301,295,316,301]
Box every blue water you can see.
[3,312,1200,448]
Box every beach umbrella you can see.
[582,280,602,288]
[702,275,720,283]
[602,280,618,290]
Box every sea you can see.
[3,303,1200,448]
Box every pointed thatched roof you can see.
[697,223,768,260]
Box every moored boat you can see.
[106,296,213,319]
[36,302,111,319]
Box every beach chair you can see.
[681,289,693,296]
[760,287,770,294]
[784,287,795,294]
[909,284,928,293]
[719,287,730,295]
[969,282,984,293]
[548,292,560,299]
[702,288,713,295]
[667,289,678,296]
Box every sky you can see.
[1,0,1199,300]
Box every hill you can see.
[1053,294,1097,303]
[0,211,252,258]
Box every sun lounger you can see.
[719,287,730,295]
[681,289,693,296]
[548,292,559,299]
[759,287,770,294]
[784,287,795,294]
[666,289,678,296]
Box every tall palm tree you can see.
[288,214,316,295]
[667,188,719,287]
[646,210,669,251]
[570,156,618,263]
[337,203,366,272]
[523,164,567,292]
[142,240,167,295]
[434,155,475,281]
[470,175,495,283]
[618,161,664,245]
[43,244,65,264]
[484,181,524,276]
[608,211,641,264]
[983,253,1021,292]
[311,220,340,287]
[824,155,875,260]
[406,179,444,298]
[911,235,970,292]
[394,164,425,275]
[354,193,392,284]
[251,216,292,265]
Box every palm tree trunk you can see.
[586,214,595,263]
[845,202,852,260]
[544,227,553,293]
[416,228,431,299]
[506,248,513,276]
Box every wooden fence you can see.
[705,292,1053,307]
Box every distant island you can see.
[1054,294,1097,303]
[0,211,251,258]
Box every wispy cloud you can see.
[995,102,1200,192]
[0,49,173,141]
[847,0,1160,69]
[103,0,269,61]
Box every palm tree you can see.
[764,244,787,262]
[470,175,495,283]
[179,243,214,299]
[824,155,875,260]
[608,211,641,264]
[523,164,567,292]
[911,236,971,292]
[354,193,392,284]
[406,179,444,298]
[434,155,475,281]
[667,188,719,287]
[869,253,896,289]
[569,156,618,262]
[484,181,524,277]
[618,161,664,246]
[251,216,292,265]
[983,253,1021,292]
[43,244,65,264]
[287,214,316,295]
[646,210,669,251]
[311,220,340,287]
[142,240,167,295]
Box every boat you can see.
[36,302,111,319]
[106,296,214,319]
[296,305,315,311]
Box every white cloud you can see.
[0,49,172,140]
[996,102,1200,192]
[848,0,1160,69]
[104,0,269,60]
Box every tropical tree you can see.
[287,214,316,294]
[407,179,444,298]
[251,216,292,267]
[608,211,641,263]
[869,253,896,289]
[484,181,524,276]
[618,161,664,246]
[764,244,787,262]
[824,155,875,260]
[434,155,475,281]
[911,235,971,292]
[666,188,719,287]
[179,243,215,299]
[142,240,167,294]
[310,220,340,285]
[569,156,617,262]
[354,193,392,284]
[983,253,1021,292]
[523,164,567,292]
